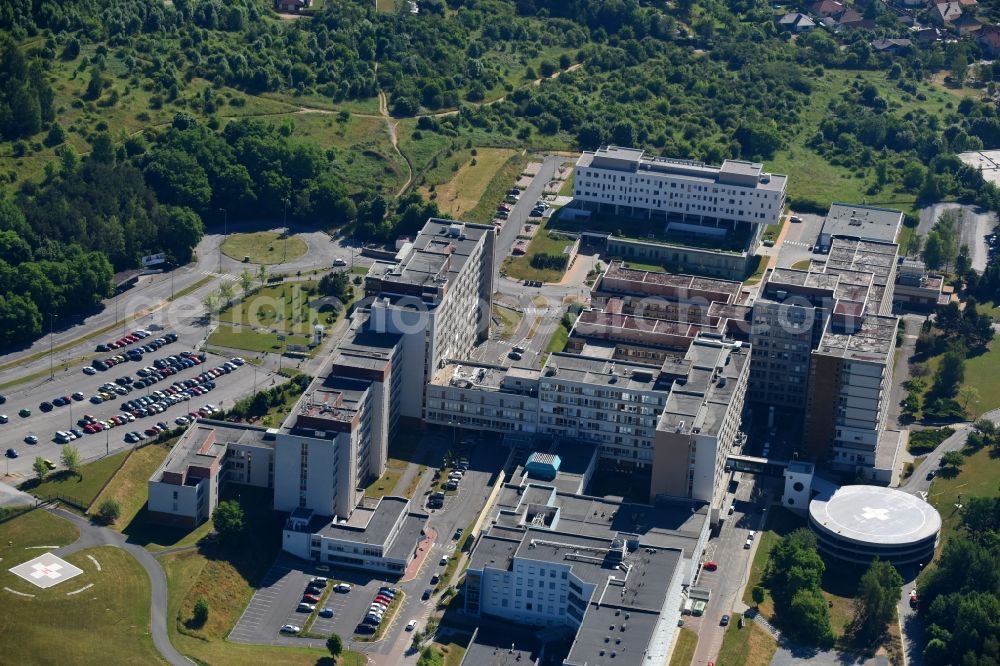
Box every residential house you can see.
[911,25,943,42]
[931,2,963,25]
[779,12,818,31]
[870,38,913,53]
[836,8,876,29]
[978,24,1000,55]
[809,0,846,16]
[953,12,982,34]
[274,0,311,12]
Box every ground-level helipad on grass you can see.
[9,552,83,589]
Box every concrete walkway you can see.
[46,506,191,666]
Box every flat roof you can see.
[567,605,663,666]
[577,147,787,192]
[543,353,667,392]
[657,337,749,436]
[821,203,904,245]
[809,485,940,546]
[367,218,492,295]
[315,496,410,546]
[461,627,542,666]
[156,420,272,480]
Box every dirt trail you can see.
[379,90,413,196]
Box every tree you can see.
[256,264,269,288]
[787,588,834,645]
[33,457,48,481]
[192,597,209,627]
[239,269,254,298]
[852,559,904,645]
[97,498,122,524]
[212,499,245,544]
[752,585,766,607]
[326,633,343,659]
[958,385,980,412]
[219,281,235,306]
[202,293,223,320]
[940,451,965,470]
[932,349,965,398]
[60,445,80,475]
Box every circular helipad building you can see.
[808,485,941,566]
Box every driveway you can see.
[917,203,996,273]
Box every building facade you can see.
[574,147,787,228]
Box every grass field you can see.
[742,506,804,619]
[219,281,325,332]
[929,445,1000,543]
[365,463,405,499]
[208,325,315,355]
[464,152,529,224]
[715,621,779,666]
[158,485,360,665]
[767,68,953,209]
[0,544,165,666]
[669,627,699,666]
[791,259,812,270]
[493,305,523,340]
[962,344,1000,417]
[0,511,165,665]
[23,450,130,508]
[221,232,308,265]
[545,319,571,354]
[418,148,519,219]
[90,440,175,527]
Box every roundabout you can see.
[221,231,308,265]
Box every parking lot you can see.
[229,556,414,647]
[0,333,280,476]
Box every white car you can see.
[334,583,352,593]
[333,258,347,267]
[406,620,417,631]
[297,603,316,613]
[280,624,301,634]
[83,366,97,375]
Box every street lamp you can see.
[218,208,228,274]
[282,198,290,264]
[48,312,56,379]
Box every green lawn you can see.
[219,281,328,333]
[503,212,576,283]
[669,627,698,666]
[221,232,308,265]
[23,450,130,509]
[962,343,1000,417]
[158,485,358,665]
[0,511,164,665]
[91,440,175,528]
[365,464,405,499]
[715,621,779,666]
[208,325,315,355]
[545,319,571,354]
[742,506,804,619]
[418,147,520,219]
[928,445,1000,543]
[463,152,529,224]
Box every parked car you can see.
[302,594,320,604]
[406,620,417,631]
[422,589,432,601]
[720,614,730,626]
[334,583,352,593]
[703,561,718,571]
[297,603,315,613]
[24,434,37,444]
[280,625,301,634]
[319,607,334,618]
[5,448,17,458]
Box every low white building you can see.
[574,146,787,228]
[282,496,427,575]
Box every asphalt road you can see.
[775,212,825,269]
[689,473,770,666]
[492,155,571,278]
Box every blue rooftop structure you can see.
[525,452,561,480]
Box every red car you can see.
[703,561,718,571]
[302,594,320,604]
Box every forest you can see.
[1,0,1000,347]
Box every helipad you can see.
[9,552,83,589]
[808,485,940,565]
